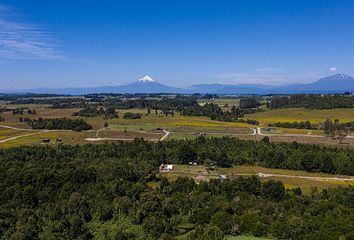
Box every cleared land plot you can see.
[245,108,354,124]
[0,107,80,128]
[162,165,354,195]
[0,130,96,148]
[97,128,162,140]
[1,105,353,148]
[267,135,354,147]
[198,98,240,107]
[0,128,29,141]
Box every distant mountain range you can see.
[2,74,354,95]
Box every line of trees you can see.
[323,119,350,144]
[0,139,353,239]
[123,112,142,119]
[182,103,259,122]
[269,94,354,109]
[27,117,92,131]
[73,106,118,119]
[269,121,315,129]
[239,97,261,109]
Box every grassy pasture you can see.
[0,128,28,141]
[0,106,253,147]
[162,165,354,195]
[198,98,240,107]
[245,108,354,124]
[1,103,353,148]
[0,130,97,148]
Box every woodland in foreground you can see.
[1,137,354,239]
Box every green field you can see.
[162,165,354,195]
[245,107,354,124]
[1,104,354,148]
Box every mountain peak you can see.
[139,75,155,83]
[320,74,353,81]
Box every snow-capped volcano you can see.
[139,75,155,83]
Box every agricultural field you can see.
[0,104,255,148]
[1,102,354,148]
[161,165,354,195]
[245,107,354,124]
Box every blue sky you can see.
[1,0,354,89]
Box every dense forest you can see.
[239,97,261,109]
[182,103,259,122]
[105,97,198,111]
[73,106,118,119]
[269,94,354,109]
[0,138,354,239]
[10,97,87,108]
[123,112,142,119]
[28,118,92,131]
[269,121,315,130]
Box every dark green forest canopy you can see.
[1,138,354,239]
[27,118,92,131]
[269,94,354,109]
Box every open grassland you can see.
[0,106,253,147]
[245,108,354,124]
[267,135,354,147]
[0,130,97,148]
[98,128,162,140]
[1,104,353,148]
[198,98,240,107]
[161,165,354,195]
[0,128,29,141]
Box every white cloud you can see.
[0,4,62,60]
[329,67,337,72]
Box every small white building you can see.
[219,175,227,183]
[166,164,174,171]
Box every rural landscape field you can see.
[1,1,354,239]
[1,93,354,239]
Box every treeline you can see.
[106,97,198,111]
[28,118,92,131]
[0,93,62,101]
[269,94,354,109]
[269,121,315,129]
[0,140,354,239]
[239,97,261,109]
[182,103,259,122]
[11,97,87,108]
[269,120,354,132]
[73,106,118,119]
[123,112,142,119]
